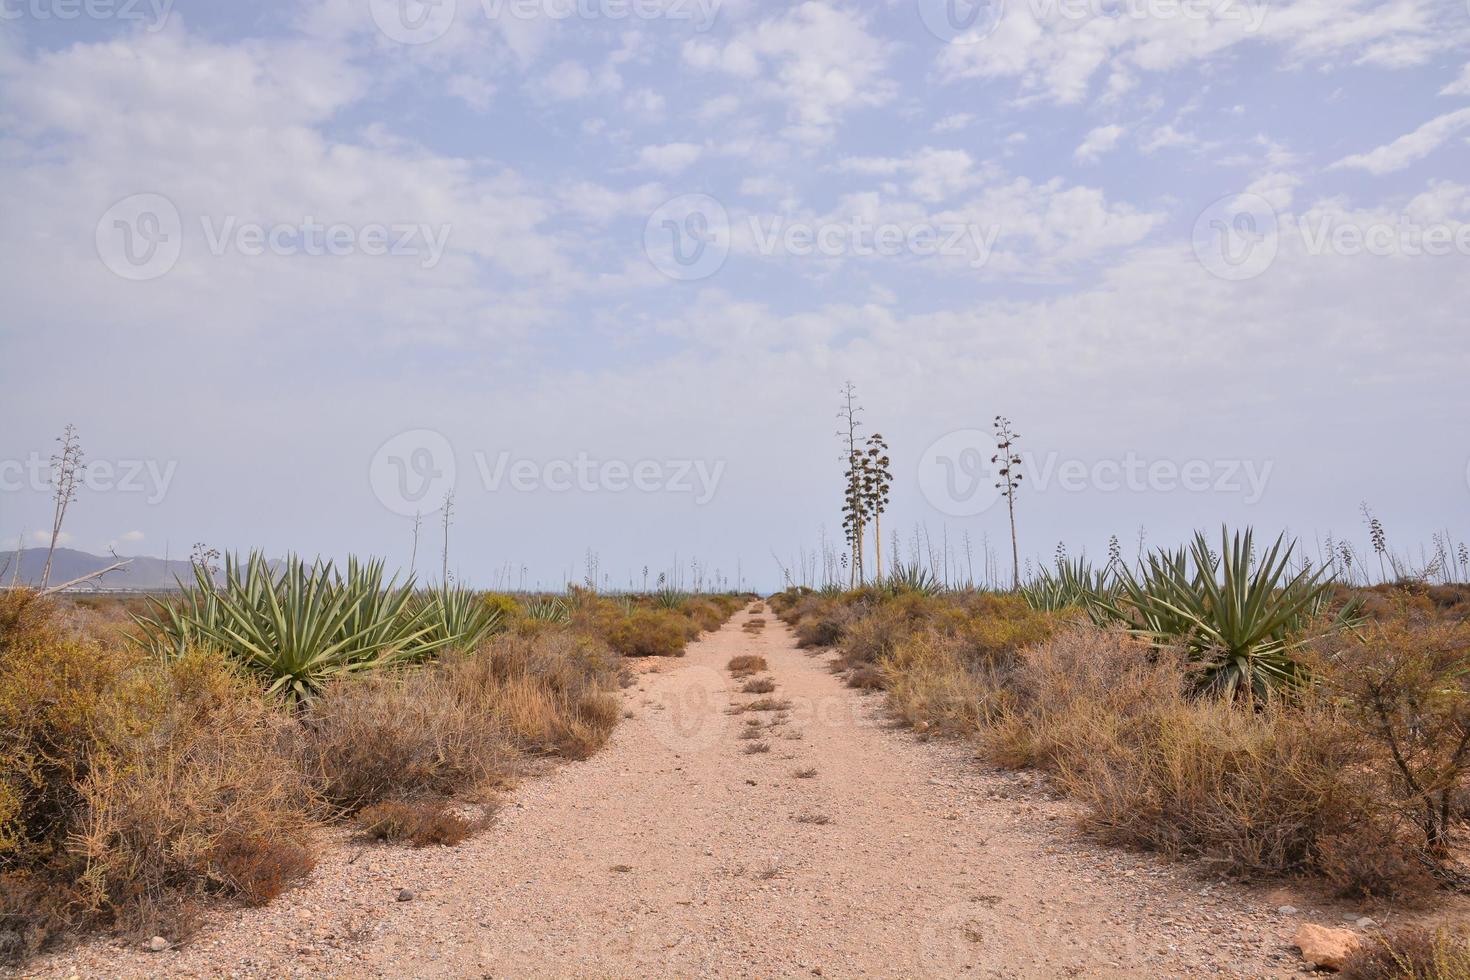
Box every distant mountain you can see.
[0,547,199,591]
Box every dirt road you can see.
[30,608,1325,979]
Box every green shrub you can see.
[604,609,690,657]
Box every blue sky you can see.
[2,0,1468,590]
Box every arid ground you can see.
[22,607,1459,979]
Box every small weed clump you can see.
[742,677,776,694]
[356,800,479,848]
[727,655,767,677]
[1342,928,1470,979]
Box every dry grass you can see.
[793,767,817,779]
[603,608,693,657]
[742,677,776,694]
[356,800,479,848]
[1342,927,1470,979]
[743,742,771,755]
[0,591,628,963]
[742,697,794,713]
[727,655,767,677]
[795,813,831,825]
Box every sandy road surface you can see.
[29,609,1343,979]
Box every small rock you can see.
[1356,917,1377,930]
[146,936,169,953]
[1292,923,1361,971]
[1278,905,1299,916]
[396,888,415,903]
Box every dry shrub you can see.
[792,596,852,649]
[1342,927,1470,980]
[305,629,619,812]
[842,593,937,665]
[986,626,1394,883]
[1,593,314,953]
[727,655,767,677]
[357,800,478,848]
[604,609,691,657]
[74,652,316,923]
[680,598,725,634]
[743,697,792,713]
[882,630,1006,736]
[1308,614,1470,864]
[742,678,776,694]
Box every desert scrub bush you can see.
[881,630,1011,735]
[792,596,852,649]
[304,628,619,812]
[1309,612,1470,869]
[1,592,314,955]
[986,626,1384,882]
[679,597,726,634]
[603,608,691,657]
[727,655,767,677]
[841,592,938,667]
[742,678,776,694]
[356,800,477,848]
[1342,927,1470,980]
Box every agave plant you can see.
[523,596,570,623]
[884,562,944,597]
[1022,557,1116,612]
[654,586,687,609]
[1090,527,1347,702]
[412,583,504,656]
[135,552,468,705]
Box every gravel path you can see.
[23,609,1406,978]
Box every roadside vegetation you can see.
[0,566,742,963]
[771,525,1470,905]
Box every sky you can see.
[1,0,1468,592]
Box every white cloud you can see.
[539,61,592,101]
[637,142,703,175]
[934,0,1442,105]
[623,88,666,121]
[1332,108,1470,175]
[1074,125,1124,164]
[1441,63,1470,97]
[932,112,974,134]
[448,74,495,112]
[681,1,894,143]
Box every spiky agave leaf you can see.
[1090,527,1348,702]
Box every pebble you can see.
[397,888,415,903]
[146,937,169,953]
